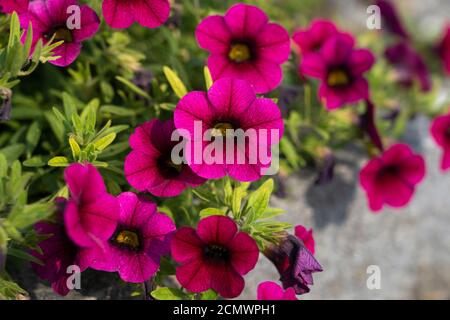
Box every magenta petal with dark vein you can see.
[257,281,298,300]
[430,112,450,171]
[195,3,290,93]
[359,143,425,212]
[0,0,28,14]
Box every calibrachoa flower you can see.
[301,34,375,110]
[0,0,28,14]
[292,19,341,56]
[31,198,91,296]
[294,225,315,255]
[360,99,384,151]
[385,42,431,92]
[21,0,100,67]
[102,0,170,29]
[437,25,450,75]
[264,234,322,295]
[195,3,290,94]
[257,281,297,300]
[85,192,175,283]
[360,143,426,212]
[64,163,119,248]
[124,119,206,197]
[376,0,409,39]
[171,215,259,298]
[174,78,284,182]
[430,112,450,171]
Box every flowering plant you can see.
[0,0,449,300]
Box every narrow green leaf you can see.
[47,156,69,167]
[163,66,187,98]
[151,287,186,300]
[93,133,116,151]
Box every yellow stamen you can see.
[228,43,251,63]
[53,28,73,42]
[115,230,140,249]
[211,122,234,137]
[327,70,349,87]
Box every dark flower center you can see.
[45,27,73,43]
[203,244,230,264]
[229,43,251,63]
[111,228,142,252]
[157,154,183,179]
[211,122,235,137]
[377,164,400,183]
[327,69,350,87]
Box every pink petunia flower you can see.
[195,3,290,94]
[102,0,170,29]
[437,25,450,75]
[21,0,100,67]
[171,215,259,298]
[264,234,322,295]
[64,163,119,248]
[31,198,92,296]
[301,34,375,110]
[124,119,206,197]
[0,0,28,14]
[257,281,298,300]
[385,42,431,92]
[360,143,426,212]
[430,112,450,171]
[174,78,284,182]
[294,225,315,255]
[292,19,341,56]
[83,192,175,283]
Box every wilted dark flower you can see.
[359,99,384,151]
[0,88,12,121]
[376,0,409,39]
[264,234,322,294]
[314,148,336,185]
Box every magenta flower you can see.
[21,0,100,67]
[264,234,322,295]
[195,3,290,94]
[174,78,284,182]
[301,34,375,110]
[0,0,28,14]
[171,215,259,298]
[430,112,450,171]
[376,0,409,39]
[64,163,119,248]
[31,198,91,296]
[257,281,297,300]
[437,25,450,75]
[124,119,206,197]
[102,0,170,29]
[360,144,426,212]
[294,225,315,255]
[385,42,431,92]
[84,192,175,283]
[292,19,340,56]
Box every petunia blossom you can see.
[292,19,341,56]
[102,0,170,29]
[21,0,100,67]
[174,77,284,182]
[30,198,92,296]
[359,143,426,212]
[437,25,450,75]
[301,34,375,110]
[195,3,290,94]
[430,112,450,171]
[64,163,119,248]
[124,119,206,197]
[257,281,298,300]
[171,215,259,298]
[83,192,175,283]
[0,0,28,14]
[294,225,315,255]
[385,42,431,92]
[264,234,322,295]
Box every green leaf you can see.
[93,132,116,151]
[69,137,81,159]
[0,153,7,178]
[203,66,213,89]
[246,179,274,220]
[7,248,43,266]
[116,76,150,99]
[151,287,186,300]
[100,105,136,117]
[48,156,69,167]
[0,144,25,164]
[25,121,42,157]
[23,156,47,167]
[62,92,79,119]
[163,66,187,98]
[199,207,226,218]
[201,289,218,300]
